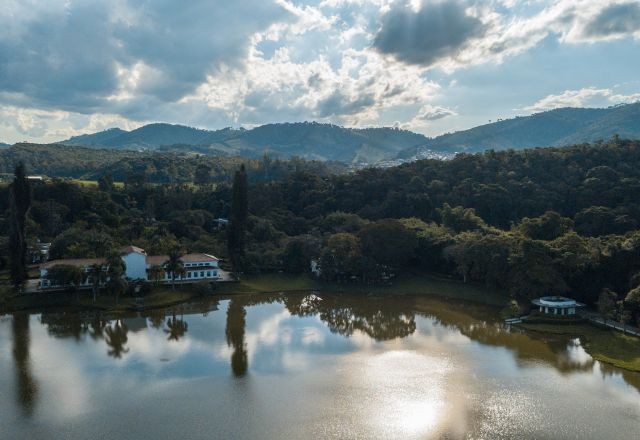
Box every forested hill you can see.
[418,102,640,153]
[0,143,345,183]
[62,122,429,164]
[4,138,640,327]
[61,104,640,162]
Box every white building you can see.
[531,296,585,316]
[39,246,221,289]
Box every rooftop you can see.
[532,296,585,308]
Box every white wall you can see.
[122,252,148,280]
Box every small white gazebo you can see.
[531,296,585,316]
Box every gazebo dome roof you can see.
[531,296,585,308]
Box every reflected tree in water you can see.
[12,312,38,417]
[165,308,189,341]
[225,298,248,377]
[148,309,166,329]
[105,319,130,358]
[285,294,417,341]
[89,313,107,340]
[42,311,88,340]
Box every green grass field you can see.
[215,272,508,306]
[71,179,125,188]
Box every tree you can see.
[358,219,416,269]
[45,264,85,291]
[164,249,185,291]
[619,309,632,334]
[148,265,165,285]
[227,164,248,273]
[105,253,127,305]
[282,235,320,273]
[324,233,361,281]
[194,163,212,186]
[8,163,31,288]
[88,263,107,303]
[597,289,618,325]
[97,174,114,192]
[438,203,486,233]
[518,211,573,241]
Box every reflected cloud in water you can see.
[1,293,639,439]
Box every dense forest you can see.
[2,138,640,326]
[0,143,345,183]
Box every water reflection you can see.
[226,298,248,377]
[11,312,38,417]
[285,294,417,341]
[89,313,107,340]
[165,309,188,341]
[105,320,129,358]
[1,293,639,439]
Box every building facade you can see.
[531,296,585,316]
[40,246,220,289]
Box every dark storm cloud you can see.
[372,0,486,67]
[582,2,640,38]
[0,0,290,114]
[316,90,376,118]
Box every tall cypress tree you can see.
[227,164,248,273]
[9,163,31,288]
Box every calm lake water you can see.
[1,293,639,439]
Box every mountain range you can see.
[59,102,640,163]
[419,102,640,153]
[63,122,428,164]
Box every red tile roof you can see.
[41,258,106,269]
[120,245,147,255]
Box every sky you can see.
[1,0,640,144]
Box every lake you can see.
[1,293,639,439]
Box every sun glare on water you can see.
[364,350,448,438]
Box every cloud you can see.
[373,0,487,67]
[577,2,640,40]
[2,0,640,143]
[371,1,640,71]
[414,104,457,121]
[0,0,291,113]
[523,87,640,112]
[401,104,457,131]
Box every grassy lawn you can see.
[215,272,508,306]
[71,179,125,188]
[518,322,640,372]
[215,273,320,295]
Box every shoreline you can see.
[0,272,509,314]
[3,272,639,373]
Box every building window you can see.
[213,270,217,277]
[187,272,191,278]
[207,271,211,277]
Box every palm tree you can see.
[164,249,185,291]
[69,266,86,303]
[148,264,165,286]
[105,252,127,305]
[88,263,107,303]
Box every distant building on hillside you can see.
[39,245,221,290]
